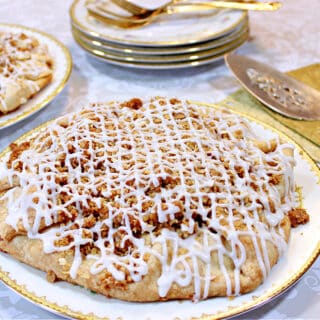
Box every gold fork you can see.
[86,1,215,29]
[106,0,281,17]
[86,8,152,28]
[86,0,281,28]
[98,0,179,17]
[109,0,280,16]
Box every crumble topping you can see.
[288,208,309,227]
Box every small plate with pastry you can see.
[0,23,72,129]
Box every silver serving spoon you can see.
[225,54,320,120]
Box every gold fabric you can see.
[220,63,320,162]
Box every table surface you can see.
[0,0,319,319]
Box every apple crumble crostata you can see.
[0,97,304,301]
[0,31,53,114]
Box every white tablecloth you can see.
[0,0,319,318]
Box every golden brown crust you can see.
[0,217,290,302]
[0,75,52,114]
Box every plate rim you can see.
[70,0,248,47]
[72,22,250,61]
[0,100,319,320]
[0,23,72,130]
[70,17,248,55]
[74,32,249,70]
[73,25,249,63]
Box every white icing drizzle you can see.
[1,97,296,300]
[0,32,52,111]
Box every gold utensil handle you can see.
[167,1,281,12]
[86,0,281,29]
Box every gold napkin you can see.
[220,63,320,162]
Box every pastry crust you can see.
[0,97,296,302]
[0,221,290,302]
[0,32,53,114]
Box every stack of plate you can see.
[70,0,249,69]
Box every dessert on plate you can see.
[0,97,308,302]
[0,31,53,114]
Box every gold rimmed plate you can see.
[0,101,319,319]
[71,16,248,57]
[70,0,247,47]
[73,23,249,64]
[0,24,72,130]
[73,30,249,69]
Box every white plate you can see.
[73,24,249,63]
[0,24,72,130]
[74,31,248,69]
[70,0,247,47]
[0,103,319,320]
[71,17,248,56]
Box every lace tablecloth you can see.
[0,0,319,318]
